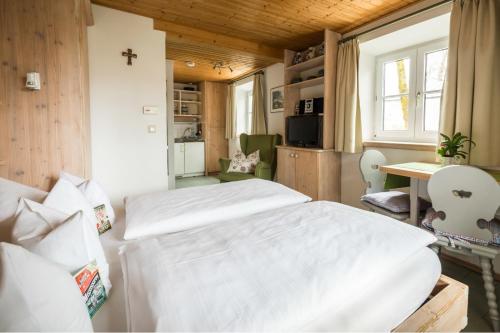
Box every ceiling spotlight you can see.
[185,61,196,68]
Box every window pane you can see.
[384,58,410,96]
[424,92,441,132]
[383,95,409,131]
[425,49,448,92]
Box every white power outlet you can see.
[143,106,159,115]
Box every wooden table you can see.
[380,162,500,225]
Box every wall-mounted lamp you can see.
[26,72,41,90]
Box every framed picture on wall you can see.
[270,86,284,113]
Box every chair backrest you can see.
[240,133,282,177]
[428,165,500,242]
[359,150,387,194]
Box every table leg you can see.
[409,178,420,226]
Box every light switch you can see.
[143,106,159,115]
[147,125,157,133]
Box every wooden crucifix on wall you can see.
[122,48,137,65]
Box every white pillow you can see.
[0,242,93,332]
[60,171,115,227]
[12,199,112,294]
[0,177,47,242]
[227,150,260,174]
[43,178,99,234]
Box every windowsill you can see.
[363,140,437,152]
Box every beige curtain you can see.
[334,39,363,153]
[225,84,236,139]
[441,0,500,167]
[251,72,267,134]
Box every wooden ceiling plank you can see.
[155,20,283,62]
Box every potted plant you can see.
[437,132,476,165]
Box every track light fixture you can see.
[212,61,233,75]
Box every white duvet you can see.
[121,201,437,331]
[124,179,311,240]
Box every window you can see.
[235,80,253,136]
[375,39,448,142]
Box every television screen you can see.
[286,115,322,148]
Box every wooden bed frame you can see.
[394,275,468,332]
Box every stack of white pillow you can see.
[0,171,115,332]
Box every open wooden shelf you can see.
[174,114,201,118]
[174,89,201,95]
[286,55,324,72]
[174,100,201,104]
[286,76,324,89]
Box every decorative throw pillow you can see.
[60,171,115,233]
[227,150,260,174]
[0,242,93,332]
[422,207,500,246]
[12,199,112,295]
[361,191,431,214]
[43,178,99,235]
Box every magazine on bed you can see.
[94,204,112,235]
[73,261,106,318]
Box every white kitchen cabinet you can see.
[175,141,205,177]
[174,143,185,176]
[184,142,205,175]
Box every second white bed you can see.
[119,201,440,332]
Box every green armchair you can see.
[219,133,282,182]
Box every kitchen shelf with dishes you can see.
[174,88,202,122]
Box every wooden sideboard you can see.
[276,146,340,201]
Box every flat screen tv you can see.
[286,114,323,148]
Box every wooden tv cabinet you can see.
[276,145,340,201]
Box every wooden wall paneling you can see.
[323,29,341,150]
[201,81,228,174]
[0,0,91,190]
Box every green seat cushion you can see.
[218,172,257,182]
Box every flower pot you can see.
[441,156,459,166]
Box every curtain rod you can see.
[230,69,264,83]
[339,0,452,44]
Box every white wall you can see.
[88,5,168,208]
[265,63,285,137]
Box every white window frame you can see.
[374,38,448,143]
[246,90,253,134]
[234,78,254,136]
[415,40,448,141]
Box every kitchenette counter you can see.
[175,137,204,143]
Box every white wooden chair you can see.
[359,150,428,221]
[425,165,500,331]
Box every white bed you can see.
[124,178,311,240]
[92,214,129,332]
[118,201,440,332]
